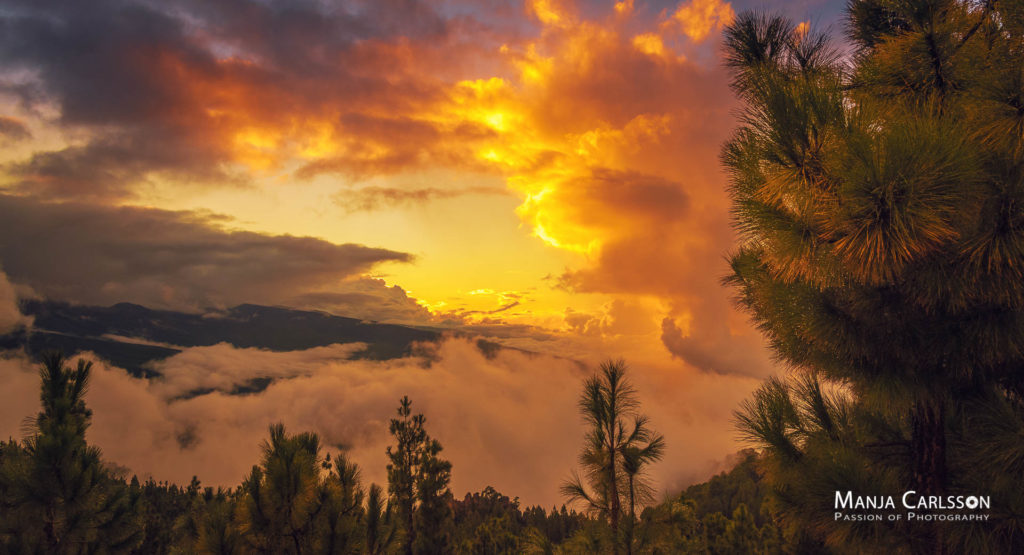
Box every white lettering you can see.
[902,490,916,509]
[836,491,853,509]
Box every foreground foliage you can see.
[723,0,1024,553]
[0,353,801,554]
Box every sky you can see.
[0,0,847,506]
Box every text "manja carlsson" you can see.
[835,491,991,510]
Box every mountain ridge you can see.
[2,299,446,378]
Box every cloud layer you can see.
[0,339,760,507]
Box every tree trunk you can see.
[911,398,946,495]
[608,442,620,555]
[626,475,636,555]
[403,500,415,555]
[911,398,946,555]
[44,508,59,553]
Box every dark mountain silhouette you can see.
[3,300,442,378]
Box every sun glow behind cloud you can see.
[115,0,732,262]
[0,0,779,364]
[74,0,709,326]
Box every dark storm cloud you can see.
[0,0,483,199]
[0,0,241,198]
[0,0,450,120]
[6,135,239,200]
[0,0,212,125]
[0,194,412,310]
[182,0,450,71]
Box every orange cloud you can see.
[1,0,774,375]
[241,0,763,370]
[667,0,737,42]
[632,32,668,57]
[452,1,769,374]
[528,0,573,27]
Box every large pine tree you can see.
[561,360,665,555]
[0,353,140,553]
[724,1,1024,552]
[386,396,453,555]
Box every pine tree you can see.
[364,483,396,555]
[318,452,366,554]
[0,352,140,553]
[412,436,453,554]
[620,425,665,554]
[239,423,365,554]
[724,504,760,553]
[387,397,424,554]
[239,424,322,553]
[561,360,664,555]
[183,488,244,555]
[386,396,453,555]
[723,1,1024,551]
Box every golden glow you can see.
[632,33,666,57]
[528,0,566,26]
[297,120,341,159]
[514,46,554,83]
[795,21,810,40]
[531,222,598,255]
[669,0,736,42]
[36,0,737,342]
[188,0,690,289]
[232,127,283,170]
[485,112,507,131]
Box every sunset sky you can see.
[0,0,847,506]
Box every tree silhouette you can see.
[0,352,140,553]
[239,423,365,554]
[561,360,664,554]
[176,484,244,555]
[620,421,665,554]
[386,396,453,554]
[319,452,365,553]
[239,424,323,553]
[364,483,396,555]
[412,435,453,554]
